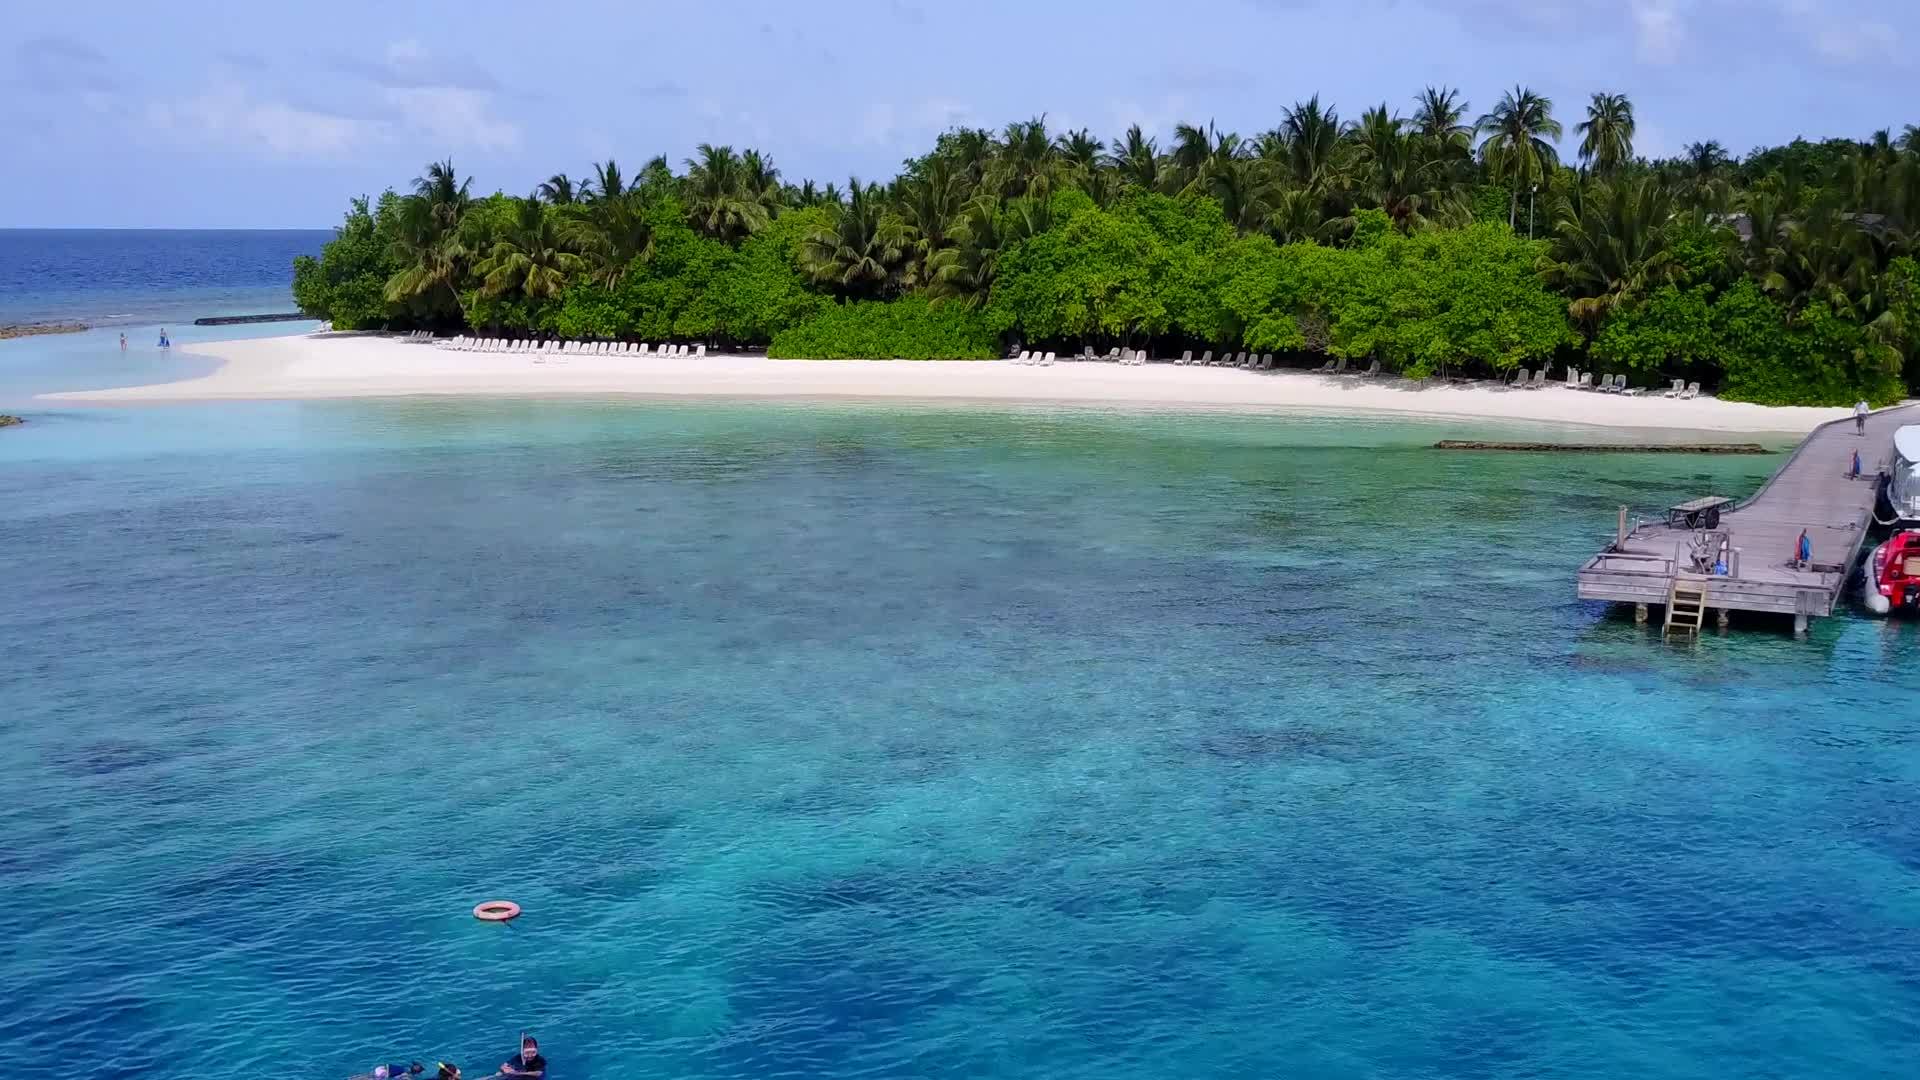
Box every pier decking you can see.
[1576,405,1915,631]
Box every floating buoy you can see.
[473,900,521,922]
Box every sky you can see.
[1,0,1914,228]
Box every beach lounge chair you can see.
[696,344,708,358]
[1332,357,1348,375]
[1262,354,1275,370]
[1100,347,1118,362]
[1315,358,1335,373]
[1361,359,1380,377]
[1511,367,1530,388]
[1682,381,1700,400]
[1043,351,1056,365]
[1532,368,1549,389]
[1664,378,1684,398]
[1174,350,1190,365]
[1576,372,1592,390]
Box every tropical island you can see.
[288,85,1918,409]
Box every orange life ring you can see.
[473,900,521,922]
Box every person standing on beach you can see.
[119,332,126,350]
[1856,399,1869,435]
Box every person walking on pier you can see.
[1856,399,1870,436]
[1796,529,1812,569]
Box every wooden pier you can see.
[1576,405,1916,633]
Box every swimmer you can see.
[499,1036,546,1080]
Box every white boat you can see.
[1892,425,1920,524]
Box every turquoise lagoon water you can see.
[5,336,1920,1079]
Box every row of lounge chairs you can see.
[1013,348,1155,365]
[399,330,434,342]
[434,336,707,358]
[1072,346,1153,365]
[1559,368,1704,398]
[1312,357,1382,377]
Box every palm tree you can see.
[566,191,654,289]
[1677,141,1733,212]
[475,197,585,301]
[683,144,770,243]
[411,158,472,228]
[384,193,468,323]
[385,160,473,322]
[1411,87,1473,154]
[799,178,904,298]
[538,173,578,205]
[585,160,627,202]
[937,126,996,190]
[1054,129,1104,178]
[1169,122,1216,190]
[1348,104,1454,230]
[1577,93,1636,177]
[1267,188,1333,245]
[1476,85,1563,229]
[1200,157,1280,235]
[741,149,784,213]
[928,195,1009,307]
[1537,177,1681,325]
[990,117,1060,199]
[1108,124,1163,192]
[1282,96,1344,193]
[896,157,969,287]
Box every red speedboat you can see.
[1862,530,1920,615]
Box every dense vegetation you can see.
[294,88,1920,404]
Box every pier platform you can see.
[1576,405,1915,632]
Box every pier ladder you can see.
[1664,578,1709,638]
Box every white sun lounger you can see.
[1042,351,1056,366]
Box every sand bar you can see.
[44,333,1859,435]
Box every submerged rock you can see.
[0,322,86,340]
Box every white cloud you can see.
[382,86,520,152]
[144,84,360,158]
[1812,20,1899,62]
[1629,0,1687,63]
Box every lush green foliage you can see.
[1222,214,1572,375]
[296,92,1920,402]
[769,295,998,360]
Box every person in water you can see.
[158,328,171,348]
[500,1036,546,1079]
[435,1064,461,1080]
[370,1064,425,1080]
[119,332,127,350]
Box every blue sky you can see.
[2,0,1913,228]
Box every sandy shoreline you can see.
[41,332,1856,435]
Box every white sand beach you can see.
[46,333,1856,435]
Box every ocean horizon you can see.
[0,228,330,330]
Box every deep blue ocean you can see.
[4,233,1920,1079]
[0,228,330,328]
